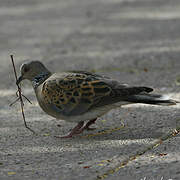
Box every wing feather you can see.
[41,72,112,115]
[41,72,153,115]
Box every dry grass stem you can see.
[10,55,36,134]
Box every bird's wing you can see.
[41,72,153,115]
[68,70,111,79]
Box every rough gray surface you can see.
[0,0,180,179]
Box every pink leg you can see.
[83,118,97,131]
[55,121,84,138]
[75,118,97,134]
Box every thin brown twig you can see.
[10,55,36,134]
[15,89,32,104]
[15,90,19,97]
[9,94,32,107]
[9,98,20,107]
[22,94,32,104]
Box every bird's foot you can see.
[55,121,84,138]
[83,118,97,131]
[86,127,96,131]
[54,134,73,138]
[55,118,97,138]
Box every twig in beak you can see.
[10,55,36,134]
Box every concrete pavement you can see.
[0,0,180,179]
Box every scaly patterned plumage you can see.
[16,61,178,138]
[40,72,154,118]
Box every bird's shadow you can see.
[52,104,180,143]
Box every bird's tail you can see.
[127,93,178,106]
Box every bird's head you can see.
[16,61,50,85]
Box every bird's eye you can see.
[22,65,30,73]
[24,66,29,72]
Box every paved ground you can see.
[0,0,180,179]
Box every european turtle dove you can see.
[16,61,177,138]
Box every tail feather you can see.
[127,94,178,106]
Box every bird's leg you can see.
[55,119,97,138]
[55,121,84,138]
[83,118,97,131]
[75,118,97,134]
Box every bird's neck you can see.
[32,72,51,89]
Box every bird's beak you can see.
[16,76,23,85]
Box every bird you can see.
[16,61,177,138]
